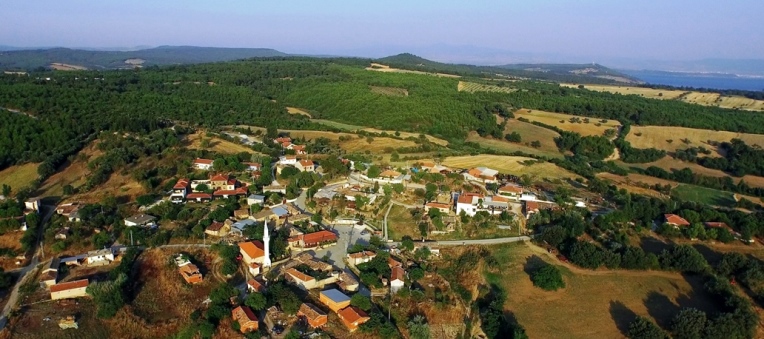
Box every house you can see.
[54,227,70,240]
[185,192,212,203]
[292,252,333,271]
[347,251,376,266]
[704,222,743,238]
[24,197,41,213]
[292,145,307,155]
[288,230,338,249]
[179,263,203,284]
[337,271,359,292]
[248,263,261,277]
[524,201,539,219]
[279,155,298,165]
[209,174,236,190]
[296,159,316,172]
[124,214,157,228]
[247,279,265,293]
[390,266,405,294]
[498,183,523,199]
[56,203,81,222]
[239,241,266,265]
[319,289,351,312]
[231,306,259,333]
[231,219,256,236]
[285,268,317,290]
[463,167,499,184]
[419,162,451,174]
[50,279,89,300]
[247,194,265,206]
[192,158,214,170]
[242,162,261,172]
[86,249,115,266]
[40,258,60,287]
[425,202,451,214]
[263,184,286,194]
[171,179,190,203]
[298,303,328,329]
[338,306,370,332]
[455,193,508,216]
[205,221,230,237]
[274,137,292,144]
[664,214,690,227]
[212,187,249,199]
[388,256,403,268]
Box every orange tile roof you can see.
[239,241,265,259]
[275,137,292,143]
[704,222,729,229]
[285,268,315,283]
[293,145,306,151]
[210,174,228,182]
[193,158,213,165]
[173,179,190,189]
[179,263,203,284]
[388,256,402,268]
[338,306,369,325]
[419,161,435,168]
[232,305,258,323]
[664,214,690,226]
[348,251,376,259]
[525,201,539,212]
[186,193,212,199]
[299,159,314,167]
[391,266,405,282]
[467,168,482,177]
[213,187,248,196]
[301,230,337,245]
[491,195,510,203]
[498,184,523,194]
[298,303,327,321]
[50,279,88,293]
[207,221,225,232]
[247,279,265,292]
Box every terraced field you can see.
[626,126,764,157]
[457,81,516,93]
[514,109,621,137]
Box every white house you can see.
[193,158,214,170]
[243,162,261,172]
[247,194,266,206]
[462,167,499,184]
[390,266,405,294]
[455,193,509,217]
[86,249,115,266]
[124,214,157,227]
[279,155,298,166]
[296,160,315,172]
[497,183,523,200]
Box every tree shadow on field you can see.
[609,300,638,336]
[691,243,723,267]
[643,291,686,328]
[522,255,547,277]
[639,236,671,255]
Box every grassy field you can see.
[457,81,516,94]
[514,109,621,137]
[339,135,417,153]
[284,129,356,141]
[441,155,581,180]
[672,184,736,207]
[486,243,719,339]
[620,156,764,189]
[37,142,105,198]
[370,85,409,97]
[186,131,256,154]
[386,204,420,241]
[596,172,673,199]
[286,106,312,118]
[360,128,449,146]
[465,132,563,159]
[0,163,40,194]
[565,84,764,111]
[626,126,764,157]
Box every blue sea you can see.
[620,70,764,92]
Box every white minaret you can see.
[262,220,272,268]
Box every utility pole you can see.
[130,231,134,246]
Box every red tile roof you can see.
[50,279,88,293]
[338,306,369,325]
[232,305,258,324]
[664,214,690,226]
[210,174,228,182]
[457,193,481,204]
[391,266,405,282]
[298,303,327,321]
[239,241,265,259]
[525,201,539,212]
[213,187,248,196]
[186,193,212,199]
[275,137,292,143]
[388,256,402,268]
[173,179,190,189]
[498,184,523,194]
[193,158,213,165]
[299,159,314,167]
[247,279,265,292]
[206,221,225,232]
[704,222,730,229]
[285,268,315,283]
[301,230,337,245]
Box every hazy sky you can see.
[2,0,763,61]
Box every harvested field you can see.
[487,243,720,339]
[501,117,561,153]
[286,106,312,118]
[360,128,449,146]
[514,109,621,137]
[564,83,687,99]
[715,95,764,111]
[49,63,87,71]
[370,85,409,97]
[366,63,460,78]
[457,81,516,93]
[0,163,40,193]
[340,136,417,153]
[186,131,256,154]
[285,130,356,142]
[310,119,365,131]
[621,156,764,189]
[441,155,581,180]
[466,132,563,159]
[626,126,764,157]
[38,141,104,198]
[0,232,24,270]
[681,92,721,105]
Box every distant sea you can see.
[620,70,764,92]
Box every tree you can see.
[660,245,708,273]
[392,183,405,194]
[409,267,424,282]
[401,236,415,251]
[418,222,428,238]
[530,265,565,291]
[1,184,10,197]
[245,292,267,311]
[407,315,430,339]
[540,225,568,247]
[350,294,372,311]
[504,132,522,143]
[0,268,13,290]
[628,316,667,339]
[367,165,381,178]
[195,183,210,193]
[671,308,706,339]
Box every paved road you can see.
[0,204,56,330]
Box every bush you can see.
[628,316,667,339]
[530,265,565,291]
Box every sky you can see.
[1,0,763,64]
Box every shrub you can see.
[530,265,565,291]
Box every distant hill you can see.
[376,53,641,84]
[0,46,288,70]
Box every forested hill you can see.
[0,46,287,70]
[376,53,641,84]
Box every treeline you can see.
[613,124,666,163]
[635,166,764,197]
[695,139,764,177]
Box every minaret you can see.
[262,220,272,268]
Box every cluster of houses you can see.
[663,214,751,242]
[171,173,249,203]
[41,246,127,301]
[346,251,406,294]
